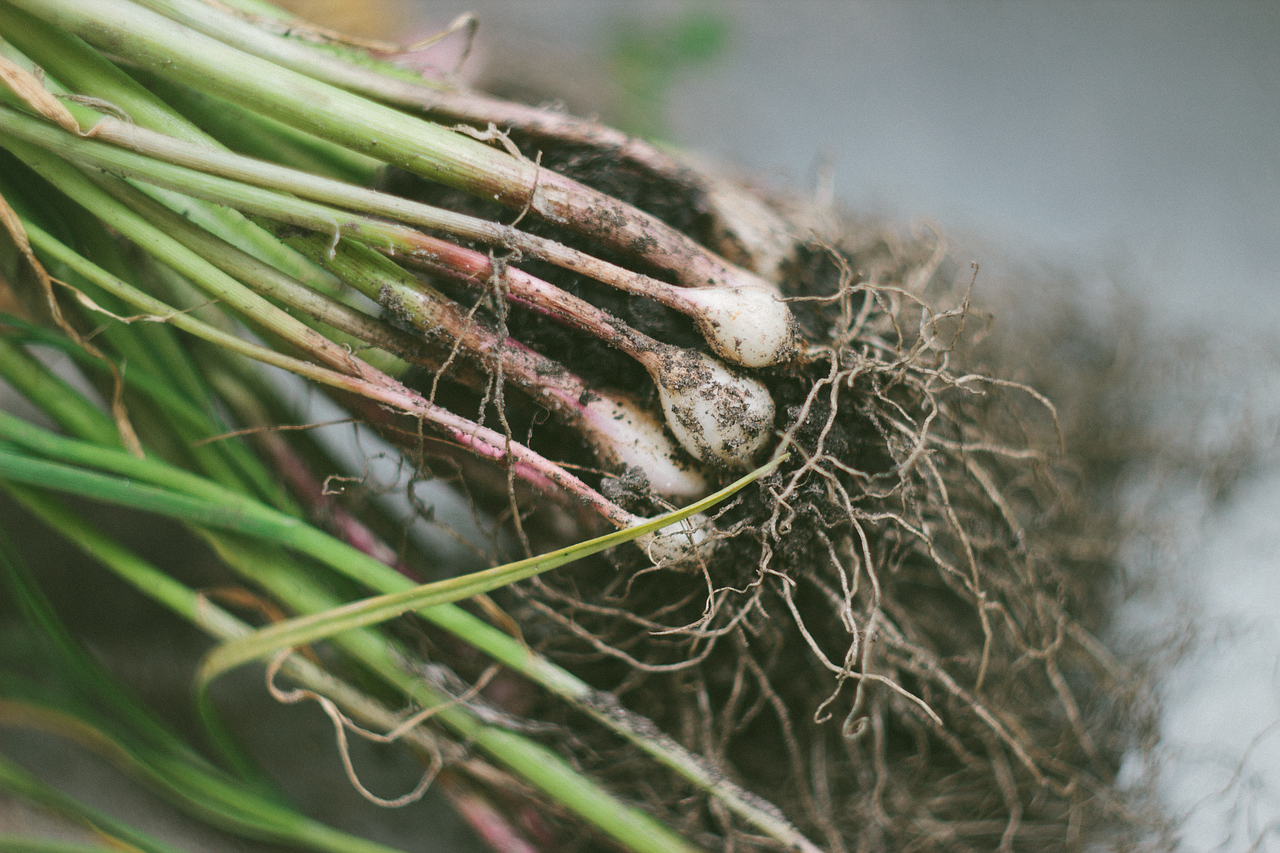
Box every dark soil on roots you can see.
[384,137,1158,852]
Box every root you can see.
[489,218,1158,850]
[265,651,447,808]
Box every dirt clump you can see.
[385,137,1160,851]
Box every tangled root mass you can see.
[401,142,1157,852]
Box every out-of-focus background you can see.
[5,2,1278,850]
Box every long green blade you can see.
[197,457,781,686]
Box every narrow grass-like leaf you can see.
[0,434,778,647]
[197,456,782,687]
[0,336,120,448]
[10,0,764,293]
[0,754,185,853]
[0,698,410,853]
[0,4,813,846]
[0,395,804,847]
[0,837,119,853]
[0,134,375,381]
[5,482,705,853]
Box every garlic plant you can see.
[0,0,815,851]
[0,2,1147,852]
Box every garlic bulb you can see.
[635,512,715,565]
[641,348,775,469]
[577,391,708,500]
[676,285,796,369]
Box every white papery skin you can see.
[635,512,714,565]
[675,285,796,369]
[644,348,775,469]
[577,392,709,500]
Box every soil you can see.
[374,137,1157,851]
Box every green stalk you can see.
[0,108,777,469]
[0,4,818,845]
[0,413,664,714]
[0,5,352,300]
[2,139,376,378]
[0,202,294,502]
[0,755,186,853]
[3,480,702,853]
[0,420,761,619]
[133,69,384,185]
[0,321,296,513]
[0,106,702,337]
[0,104,473,262]
[86,174,417,374]
[0,337,119,446]
[0,838,119,853]
[3,0,769,293]
[134,0,714,209]
[197,461,778,681]
[13,224,385,396]
[0,413,814,851]
[9,213,641,525]
[0,98,652,519]
[0,164,207,405]
[0,494,467,853]
[201,535,703,853]
[71,110,737,329]
[17,0,521,187]
[135,0,450,94]
[0,332,814,848]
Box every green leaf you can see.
[197,454,783,688]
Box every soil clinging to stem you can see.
[388,131,1159,850]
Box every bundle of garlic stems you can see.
[0,0,796,503]
[0,0,822,850]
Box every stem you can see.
[0,755,187,853]
[0,3,367,303]
[83,114,794,366]
[0,112,783,465]
[0,4,816,846]
[2,109,654,517]
[88,173,422,368]
[2,103,712,494]
[0,336,120,447]
[0,103,792,369]
[13,217,637,526]
[6,0,771,293]
[0,449,712,852]
[1,302,813,850]
[2,131,372,380]
[0,405,813,850]
[5,485,699,853]
[133,0,802,283]
[267,233,710,500]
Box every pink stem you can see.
[395,233,661,369]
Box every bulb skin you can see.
[635,512,714,565]
[680,286,797,369]
[578,392,709,500]
[649,349,775,469]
